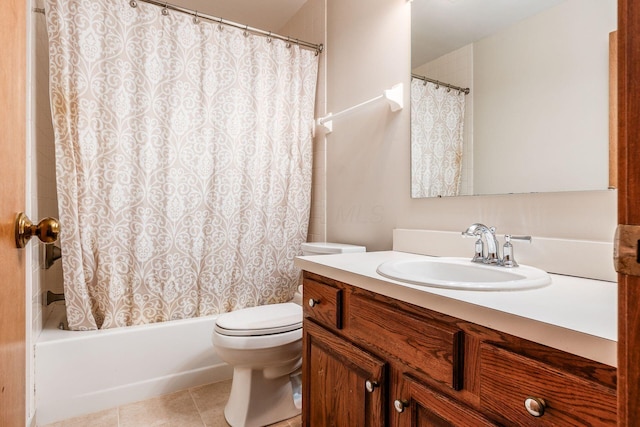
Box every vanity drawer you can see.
[479,343,616,426]
[348,294,463,390]
[303,278,343,329]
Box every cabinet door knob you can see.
[365,380,378,393]
[394,399,408,413]
[524,396,546,417]
[308,298,319,307]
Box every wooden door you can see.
[617,1,640,425]
[0,0,28,426]
[303,320,386,427]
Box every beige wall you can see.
[325,0,617,252]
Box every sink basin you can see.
[376,257,551,291]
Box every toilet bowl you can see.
[212,242,365,427]
[212,303,303,427]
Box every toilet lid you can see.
[214,302,302,337]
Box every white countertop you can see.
[295,250,617,367]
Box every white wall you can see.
[473,0,616,194]
[325,0,617,253]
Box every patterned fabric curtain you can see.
[45,0,319,330]
[411,78,466,198]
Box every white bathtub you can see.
[35,304,233,425]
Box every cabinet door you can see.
[395,375,497,427]
[304,320,386,427]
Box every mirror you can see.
[410,0,617,198]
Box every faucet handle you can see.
[471,238,484,263]
[501,235,532,268]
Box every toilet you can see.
[212,242,365,427]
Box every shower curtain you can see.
[45,0,319,330]
[411,78,466,198]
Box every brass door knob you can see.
[15,212,60,248]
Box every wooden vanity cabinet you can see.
[301,272,617,427]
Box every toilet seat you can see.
[214,302,302,337]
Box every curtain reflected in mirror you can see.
[411,77,467,198]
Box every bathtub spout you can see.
[47,291,65,305]
[45,244,62,269]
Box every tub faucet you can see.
[462,223,500,264]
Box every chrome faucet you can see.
[462,223,500,264]
[462,224,532,267]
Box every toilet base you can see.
[224,367,301,427]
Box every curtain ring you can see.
[218,17,224,31]
[315,49,319,56]
[193,10,199,24]
[243,25,249,37]
[423,80,427,86]
[286,37,291,48]
[447,87,451,92]
[267,32,272,43]
[161,2,169,15]
[129,0,137,7]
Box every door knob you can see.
[15,212,60,248]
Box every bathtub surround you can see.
[45,0,319,329]
[35,305,233,424]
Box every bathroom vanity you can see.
[296,251,617,426]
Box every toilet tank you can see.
[301,242,366,256]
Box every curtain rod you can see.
[34,2,324,54]
[130,0,324,54]
[411,73,470,95]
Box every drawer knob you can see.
[394,399,408,413]
[524,396,546,417]
[308,298,319,307]
[365,380,378,393]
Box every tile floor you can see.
[39,380,301,427]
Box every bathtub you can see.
[35,304,233,425]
